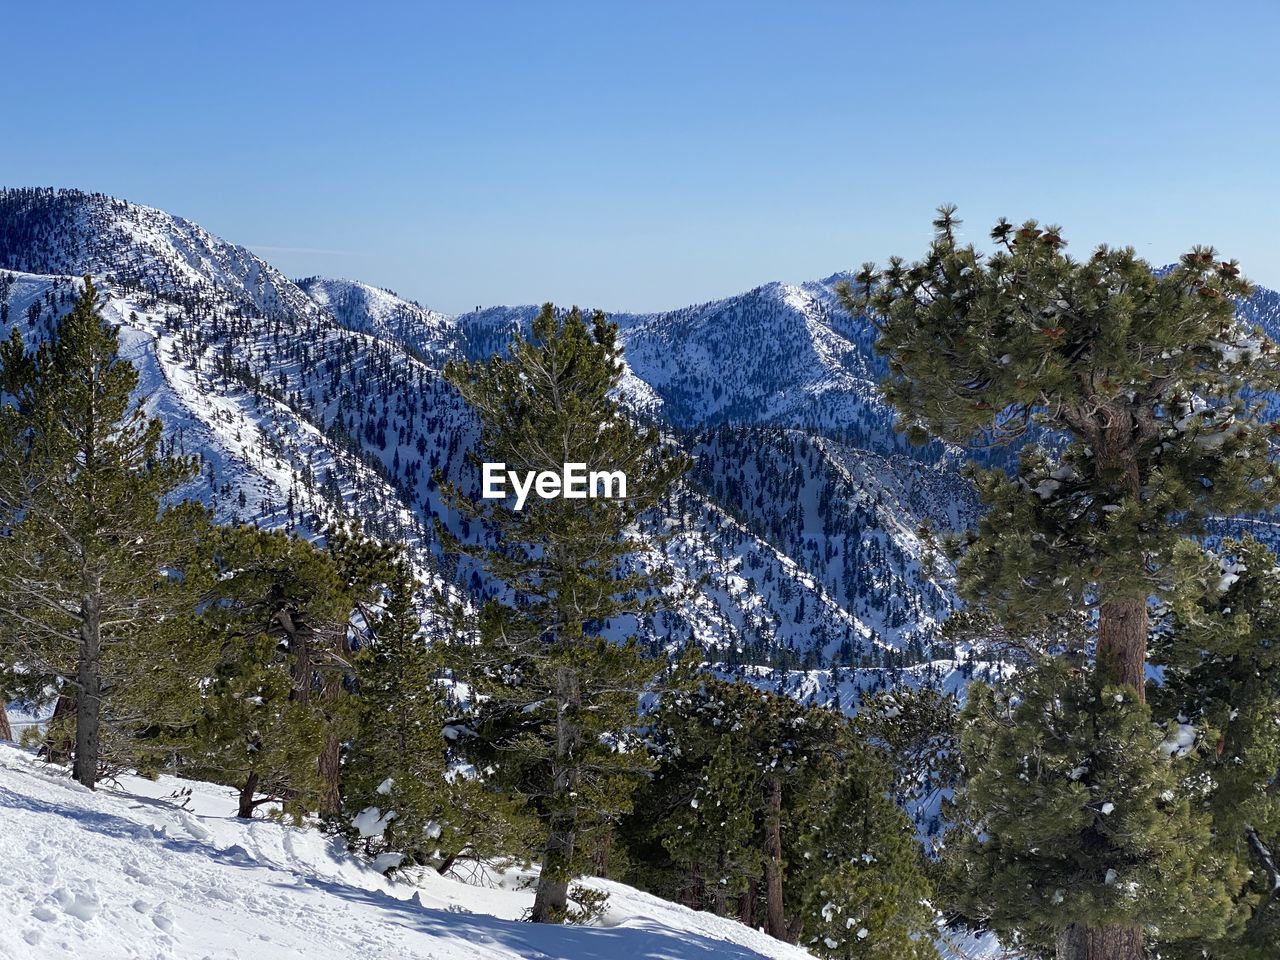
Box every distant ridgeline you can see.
[3,186,1279,711]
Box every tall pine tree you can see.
[840,210,1280,959]
[0,278,200,788]
[342,562,449,870]
[186,525,389,819]
[441,304,687,923]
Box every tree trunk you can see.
[237,770,260,819]
[1063,412,1147,959]
[711,852,727,916]
[739,878,757,927]
[0,689,11,742]
[682,866,703,910]
[436,845,469,877]
[43,690,76,763]
[593,827,612,878]
[762,774,791,942]
[1094,410,1149,700]
[531,665,580,924]
[73,582,103,789]
[318,727,342,820]
[1056,923,1143,960]
[1097,596,1147,699]
[280,610,310,704]
[531,810,576,922]
[316,622,352,820]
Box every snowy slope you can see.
[14,188,1276,675]
[0,743,816,960]
[458,278,902,451]
[0,187,966,665]
[296,275,462,368]
[0,269,457,588]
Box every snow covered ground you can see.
[0,742,815,960]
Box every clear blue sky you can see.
[5,1,1278,314]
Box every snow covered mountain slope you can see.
[0,188,324,324]
[617,278,895,445]
[0,743,815,960]
[0,187,965,665]
[296,275,463,368]
[12,187,1275,674]
[456,276,904,451]
[688,428,977,658]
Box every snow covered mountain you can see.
[0,187,975,674]
[459,277,920,454]
[296,276,462,368]
[8,186,1280,690]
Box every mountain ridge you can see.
[0,186,971,680]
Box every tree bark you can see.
[316,624,353,821]
[531,665,580,924]
[237,770,260,819]
[73,580,103,789]
[531,812,575,922]
[1094,408,1149,700]
[739,877,757,928]
[762,774,791,942]
[1096,596,1147,699]
[0,689,11,742]
[592,827,612,878]
[43,691,76,763]
[317,731,342,819]
[1056,923,1143,960]
[436,845,471,877]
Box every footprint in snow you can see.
[51,886,101,922]
[152,905,175,934]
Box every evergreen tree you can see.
[840,210,1280,959]
[1149,537,1280,958]
[342,563,448,870]
[320,526,400,818]
[797,771,938,960]
[188,614,327,820]
[184,526,340,818]
[440,304,688,923]
[186,525,388,819]
[948,659,1240,958]
[0,278,201,788]
[631,676,938,956]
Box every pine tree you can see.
[629,676,769,918]
[344,572,539,876]
[188,616,327,820]
[948,659,1240,958]
[1148,537,1280,958]
[797,771,938,960]
[633,676,938,955]
[185,525,388,819]
[840,210,1280,959]
[0,278,201,788]
[343,564,448,870]
[184,526,339,818]
[440,304,688,923]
